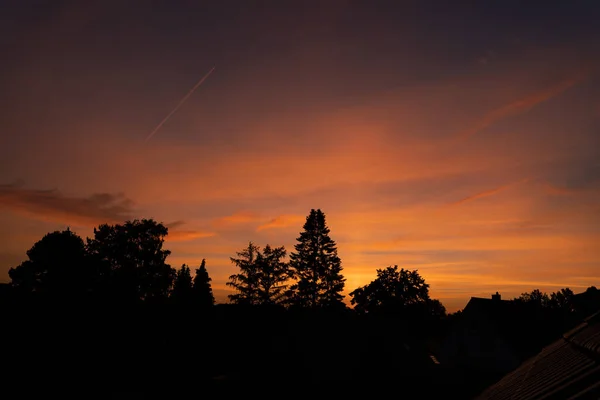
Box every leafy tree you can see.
[192,259,215,307]
[575,286,600,317]
[516,289,550,308]
[428,299,447,318]
[86,219,175,302]
[349,266,434,315]
[171,264,193,303]
[8,229,90,295]
[549,287,574,311]
[289,209,345,308]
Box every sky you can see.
[1,0,599,312]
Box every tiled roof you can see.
[474,311,600,400]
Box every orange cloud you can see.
[457,77,582,140]
[166,229,216,242]
[354,235,543,253]
[212,210,261,227]
[256,214,306,231]
[3,47,598,314]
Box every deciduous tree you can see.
[86,219,174,302]
[349,266,435,315]
[8,228,90,295]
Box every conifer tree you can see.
[227,242,261,305]
[171,264,193,303]
[227,243,291,305]
[192,259,215,307]
[289,209,345,308]
[255,244,289,305]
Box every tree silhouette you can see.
[8,228,90,296]
[516,289,550,307]
[428,298,447,318]
[575,286,600,317]
[289,209,345,308]
[227,242,290,305]
[549,287,574,311]
[227,242,261,305]
[255,244,289,305]
[192,259,215,307]
[86,219,175,302]
[349,266,433,315]
[171,264,193,303]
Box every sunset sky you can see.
[1,1,599,311]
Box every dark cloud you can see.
[166,220,186,229]
[0,184,215,241]
[0,183,134,226]
[537,154,600,193]
[163,220,216,242]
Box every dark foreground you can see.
[3,302,501,398]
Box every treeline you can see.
[3,208,598,396]
[3,208,446,320]
[5,218,215,306]
[2,208,453,395]
[510,286,600,327]
[516,287,580,310]
[511,286,600,343]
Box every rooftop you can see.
[474,311,600,400]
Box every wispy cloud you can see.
[165,220,216,242]
[450,178,529,206]
[2,41,598,312]
[166,229,216,242]
[166,220,187,229]
[256,214,305,231]
[212,210,262,227]
[542,183,584,196]
[0,183,134,226]
[457,77,582,140]
[0,184,214,242]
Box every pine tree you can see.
[227,242,291,305]
[227,242,261,305]
[171,264,193,303]
[192,259,215,307]
[289,209,345,308]
[255,244,290,305]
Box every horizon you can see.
[1,1,599,313]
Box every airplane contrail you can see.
[145,66,215,141]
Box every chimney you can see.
[492,291,501,301]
